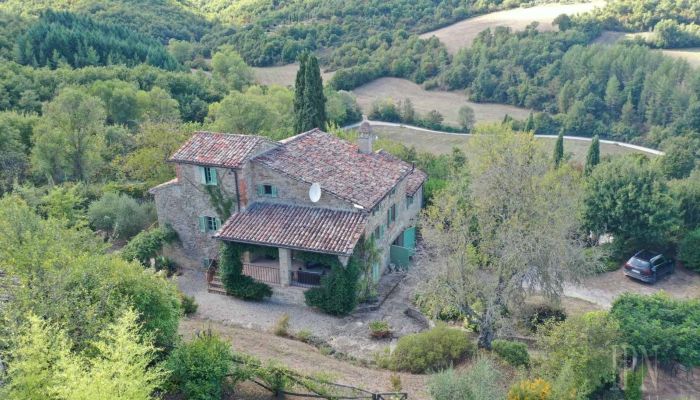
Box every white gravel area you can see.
[176,266,425,360]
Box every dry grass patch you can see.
[252,63,335,87]
[420,1,605,54]
[353,77,531,125]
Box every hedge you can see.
[219,243,272,301]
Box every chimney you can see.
[358,120,373,154]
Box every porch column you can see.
[242,251,251,263]
[278,248,291,286]
[338,255,349,267]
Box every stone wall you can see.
[153,163,240,263]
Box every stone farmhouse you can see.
[150,123,426,290]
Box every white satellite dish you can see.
[309,182,321,203]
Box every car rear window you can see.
[629,257,650,268]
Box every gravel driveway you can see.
[176,266,424,360]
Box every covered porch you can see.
[241,247,333,288]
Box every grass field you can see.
[594,31,700,68]
[352,77,532,125]
[370,125,648,163]
[252,63,336,87]
[420,1,604,54]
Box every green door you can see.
[372,262,380,282]
[403,226,416,250]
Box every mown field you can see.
[352,77,531,125]
[370,125,648,163]
[419,1,604,54]
[252,63,336,87]
[594,31,700,68]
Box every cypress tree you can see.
[524,112,535,132]
[553,131,564,168]
[293,53,308,133]
[585,135,600,175]
[293,54,326,133]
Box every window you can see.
[198,216,221,233]
[406,196,414,208]
[391,187,396,196]
[387,204,396,226]
[199,166,218,186]
[257,184,278,197]
[374,224,385,240]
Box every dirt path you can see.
[180,318,430,399]
[420,1,605,54]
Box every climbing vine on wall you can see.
[303,247,362,316]
[219,242,272,301]
[205,185,234,220]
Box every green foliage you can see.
[87,192,155,239]
[537,312,622,399]
[386,325,475,373]
[17,10,179,70]
[273,313,290,337]
[294,53,326,133]
[368,320,392,339]
[219,242,273,301]
[507,378,553,400]
[211,45,254,92]
[427,357,505,400]
[491,339,530,367]
[368,97,461,131]
[553,131,564,168]
[1,309,167,400]
[624,368,644,400]
[585,135,601,176]
[657,136,698,179]
[121,226,178,266]
[304,253,360,316]
[671,170,700,231]
[583,155,680,255]
[679,228,700,272]
[458,105,476,132]
[520,303,567,333]
[39,184,88,227]
[180,293,198,316]
[610,292,700,367]
[166,331,233,400]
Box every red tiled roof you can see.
[253,129,414,209]
[169,131,272,168]
[214,203,367,255]
[405,169,427,196]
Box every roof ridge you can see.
[277,127,323,144]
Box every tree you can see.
[584,135,600,175]
[417,126,596,349]
[31,88,107,183]
[657,136,697,179]
[211,45,254,92]
[524,112,535,132]
[400,98,416,124]
[294,54,326,132]
[582,155,680,253]
[538,312,622,398]
[553,131,564,168]
[458,105,476,132]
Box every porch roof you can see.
[214,203,367,256]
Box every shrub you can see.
[155,255,177,275]
[624,368,644,400]
[428,357,505,400]
[610,292,700,367]
[181,294,198,316]
[304,254,360,315]
[219,243,272,301]
[273,313,289,337]
[521,303,566,332]
[369,320,392,339]
[296,329,312,343]
[87,192,155,239]
[678,228,700,272]
[121,226,178,266]
[492,339,530,367]
[389,325,474,373]
[508,378,552,400]
[167,332,233,400]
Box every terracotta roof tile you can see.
[253,129,415,209]
[214,203,367,255]
[170,131,272,168]
[405,169,427,196]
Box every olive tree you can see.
[416,125,598,348]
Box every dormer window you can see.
[199,166,217,186]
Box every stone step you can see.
[209,280,224,289]
[207,285,227,295]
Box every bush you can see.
[389,325,474,373]
[508,378,552,400]
[492,339,530,367]
[296,329,312,343]
[219,243,272,301]
[167,332,233,400]
[678,228,700,272]
[428,357,505,400]
[155,255,177,275]
[610,293,700,367]
[273,313,289,337]
[304,254,360,316]
[87,192,155,239]
[369,320,392,339]
[121,226,178,266]
[181,294,198,316]
[521,303,566,332]
[624,368,644,400]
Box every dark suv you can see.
[623,250,675,283]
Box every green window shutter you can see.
[214,218,221,230]
[198,216,206,232]
[257,185,264,196]
[198,166,206,184]
[271,186,278,197]
[210,168,218,185]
